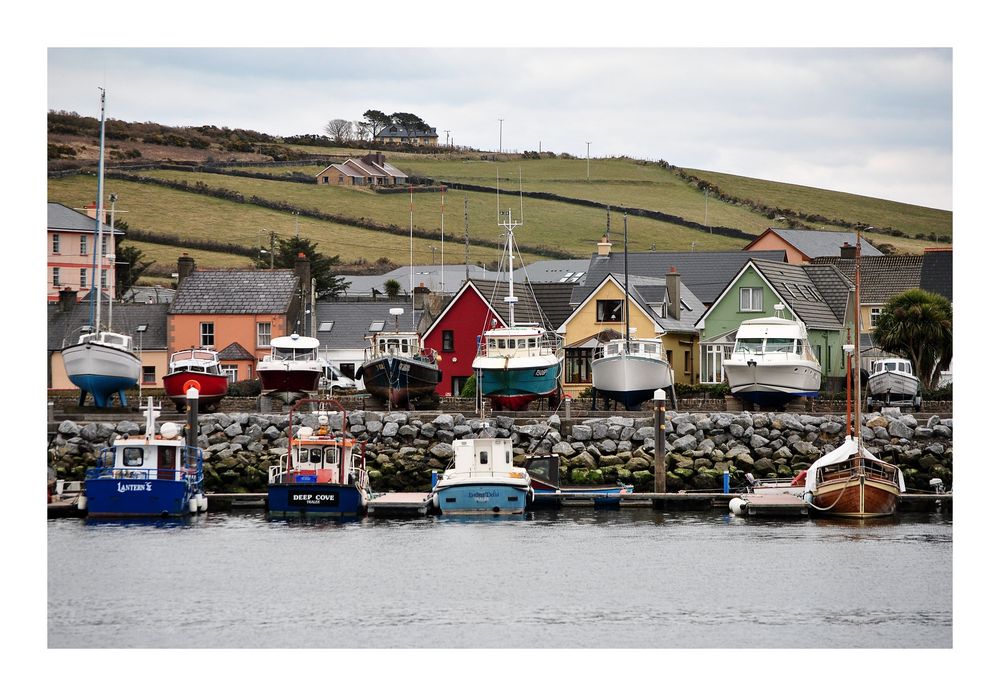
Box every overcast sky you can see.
[47,47,952,210]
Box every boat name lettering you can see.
[399,364,411,372]
[288,490,340,506]
[534,369,548,377]
[471,490,501,499]
[116,482,153,493]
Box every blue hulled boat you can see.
[432,438,533,514]
[266,399,371,518]
[81,398,206,518]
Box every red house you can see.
[422,279,548,397]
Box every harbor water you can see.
[47,507,952,649]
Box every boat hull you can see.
[477,362,561,411]
[867,372,920,399]
[162,370,228,410]
[63,342,141,408]
[810,476,900,518]
[591,353,672,411]
[258,367,321,393]
[84,478,197,518]
[360,355,442,407]
[434,481,530,514]
[267,483,367,518]
[723,360,821,406]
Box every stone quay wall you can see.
[48,410,953,495]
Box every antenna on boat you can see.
[774,303,785,318]
[389,306,404,332]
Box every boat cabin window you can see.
[734,338,764,353]
[480,451,489,465]
[488,338,497,349]
[324,448,339,465]
[605,343,620,356]
[640,342,658,355]
[528,338,537,348]
[123,447,144,467]
[302,448,321,464]
[764,338,796,353]
[518,339,526,349]
[506,449,511,464]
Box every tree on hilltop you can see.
[323,119,354,143]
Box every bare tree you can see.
[323,118,353,143]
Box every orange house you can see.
[744,227,883,265]
[167,255,310,383]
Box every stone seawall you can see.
[48,410,953,495]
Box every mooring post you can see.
[431,471,439,489]
[654,388,666,494]
[564,395,571,421]
[186,386,200,450]
[722,470,730,494]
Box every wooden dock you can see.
[367,492,432,516]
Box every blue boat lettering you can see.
[116,481,153,493]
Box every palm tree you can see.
[383,278,402,298]
[872,289,952,390]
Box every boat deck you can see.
[367,492,433,516]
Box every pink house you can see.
[47,202,123,302]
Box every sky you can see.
[46,47,953,210]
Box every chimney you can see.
[840,242,856,259]
[294,252,311,292]
[177,253,195,285]
[58,287,77,312]
[666,267,682,320]
[413,283,431,310]
[84,202,98,220]
[597,234,612,257]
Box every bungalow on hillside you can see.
[374,125,439,145]
[743,227,883,265]
[696,258,853,390]
[315,153,408,187]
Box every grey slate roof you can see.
[469,278,551,329]
[169,269,299,314]
[810,255,924,304]
[121,285,176,304]
[341,264,498,297]
[604,273,702,334]
[47,202,122,235]
[314,301,425,350]
[527,283,577,330]
[375,125,437,138]
[919,249,952,300]
[749,259,850,330]
[755,228,883,259]
[217,342,256,361]
[571,250,788,306]
[511,258,591,284]
[48,302,169,351]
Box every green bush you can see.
[460,375,477,398]
[227,379,261,397]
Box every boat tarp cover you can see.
[805,436,905,493]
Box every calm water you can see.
[48,507,952,648]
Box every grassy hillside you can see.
[48,115,952,288]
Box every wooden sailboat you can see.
[804,229,904,517]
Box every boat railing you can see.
[441,468,529,482]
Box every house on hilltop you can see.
[315,153,408,188]
[374,124,439,145]
[744,227,883,264]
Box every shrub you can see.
[227,379,261,397]
[460,375,477,398]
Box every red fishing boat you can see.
[162,349,228,412]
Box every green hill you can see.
[47,114,952,286]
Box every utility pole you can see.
[270,230,277,268]
[444,129,451,148]
[498,117,503,154]
[586,141,591,181]
[464,195,470,281]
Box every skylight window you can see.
[319,321,334,332]
[368,320,385,331]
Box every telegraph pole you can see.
[498,117,503,154]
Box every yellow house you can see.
[556,272,701,396]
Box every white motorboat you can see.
[432,438,533,514]
[867,357,921,410]
[257,334,323,403]
[589,213,672,410]
[723,308,822,407]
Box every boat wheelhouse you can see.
[359,308,441,407]
[591,336,673,410]
[81,397,206,518]
[266,399,371,518]
[163,348,228,412]
[432,438,532,514]
[722,309,822,407]
[257,334,323,403]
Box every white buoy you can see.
[77,495,87,511]
[729,497,748,516]
[189,497,198,513]
[432,492,440,511]
[197,494,208,512]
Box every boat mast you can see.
[854,227,863,447]
[502,209,520,328]
[623,211,630,354]
[90,88,107,332]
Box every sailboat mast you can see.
[854,228,863,446]
[507,209,516,327]
[409,185,414,327]
[91,88,107,333]
[623,211,630,354]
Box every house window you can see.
[339,363,356,380]
[451,376,468,396]
[52,268,60,287]
[80,236,87,255]
[666,350,674,368]
[814,344,822,367]
[222,364,238,383]
[257,322,272,348]
[565,348,593,384]
[80,269,88,288]
[200,322,215,348]
[870,307,882,325]
[101,236,108,257]
[52,234,60,253]
[596,299,623,322]
[100,269,108,288]
[142,366,156,384]
[322,176,329,184]
[740,287,763,312]
[684,350,692,374]
[442,330,455,352]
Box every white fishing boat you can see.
[867,357,921,411]
[61,88,140,408]
[590,214,673,410]
[432,438,533,514]
[722,306,821,408]
[257,334,323,403]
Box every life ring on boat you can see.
[183,379,202,393]
[791,470,808,487]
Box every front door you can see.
[452,375,469,397]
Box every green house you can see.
[695,258,854,390]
